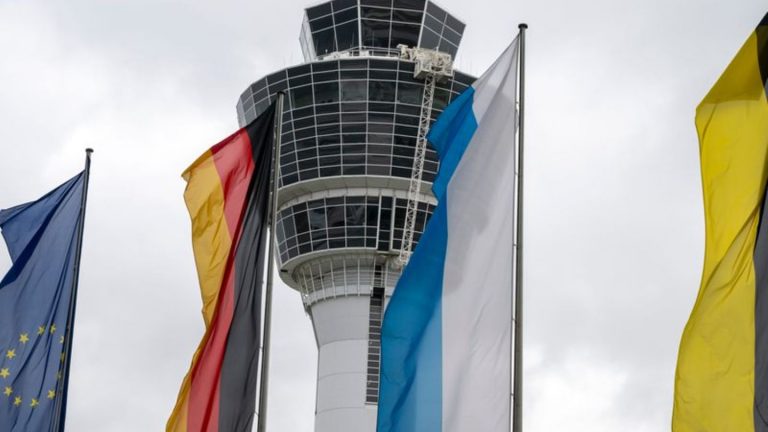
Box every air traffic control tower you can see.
[236,1,472,430]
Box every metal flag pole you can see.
[513,23,527,432]
[257,92,285,432]
[53,148,93,432]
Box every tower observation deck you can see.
[236,1,473,430]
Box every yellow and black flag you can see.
[673,13,768,431]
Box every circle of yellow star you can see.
[37,326,45,335]
[19,333,29,344]
[47,390,55,400]
[30,398,38,408]
[3,386,11,397]
[59,335,64,344]
[50,324,56,334]
[5,349,15,360]
[13,396,21,406]
[0,368,9,379]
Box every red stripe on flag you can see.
[187,129,255,431]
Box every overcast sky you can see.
[0,0,766,430]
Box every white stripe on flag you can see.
[442,39,519,432]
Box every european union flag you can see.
[0,172,85,432]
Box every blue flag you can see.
[0,172,85,432]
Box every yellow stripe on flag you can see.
[167,150,234,431]
[182,150,233,326]
[673,31,768,431]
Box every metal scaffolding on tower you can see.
[396,45,454,267]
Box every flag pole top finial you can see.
[518,23,528,29]
[85,148,94,154]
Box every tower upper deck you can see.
[299,0,465,61]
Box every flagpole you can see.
[52,148,93,432]
[257,92,285,432]
[513,23,527,432]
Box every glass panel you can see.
[318,124,340,135]
[335,21,359,51]
[397,83,423,104]
[342,113,366,122]
[368,133,392,144]
[426,2,447,22]
[342,122,366,133]
[318,134,341,146]
[327,206,346,227]
[369,81,396,102]
[392,9,423,24]
[309,15,334,32]
[315,81,339,104]
[266,71,287,86]
[316,113,340,124]
[333,0,357,9]
[361,19,391,48]
[370,70,398,81]
[368,112,394,123]
[445,15,465,34]
[369,144,391,154]
[341,59,368,69]
[345,144,366,154]
[341,81,368,101]
[420,27,440,50]
[396,114,419,125]
[344,165,366,175]
[390,23,420,48]
[368,123,393,134]
[314,71,339,82]
[346,204,366,226]
[309,206,327,230]
[438,39,458,57]
[393,0,425,10]
[442,27,462,46]
[294,210,310,235]
[291,86,314,109]
[288,75,312,87]
[295,138,316,150]
[316,103,341,114]
[293,64,312,75]
[361,0,392,7]
[370,59,398,70]
[433,88,450,110]
[361,6,391,20]
[369,102,395,113]
[313,28,337,56]
[307,3,332,20]
[396,103,420,116]
[341,69,367,79]
[313,60,339,72]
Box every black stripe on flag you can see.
[754,180,768,430]
[758,13,768,98]
[218,103,275,431]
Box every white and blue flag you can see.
[377,37,520,432]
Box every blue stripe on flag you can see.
[377,86,480,432]
[427,87,478,200]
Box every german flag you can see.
[673,13,768,431]
[167,102,276,432]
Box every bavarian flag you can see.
[167,102,276,432]
[673,13,768,431]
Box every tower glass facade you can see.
[236,2,472,430]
